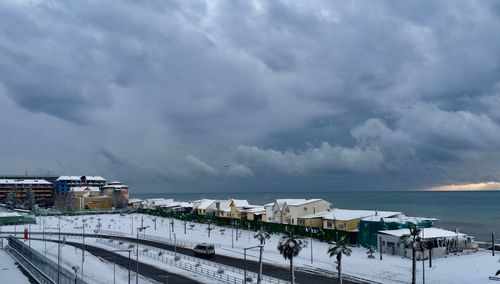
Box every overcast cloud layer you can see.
[1,0,500,192]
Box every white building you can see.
[378,228,476,259]
[265,199,330,225]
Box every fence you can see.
[96,238,285,284]
[6,236,87,284]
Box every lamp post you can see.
[112,249,132,284]
[243,245,261,283]
[81,218,86,280]
[46,218,61,284]
[102,256,117,284]
[136,225,148,284]
[173,233,177,260]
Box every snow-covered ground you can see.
[0,248,31,284]
[3,213,499,284]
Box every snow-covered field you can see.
[3,213,499,284]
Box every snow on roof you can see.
[56,176,106,181]
[275,198,328,209]
[0,179,51,185]
[0,212,22,217]
[70,186,101,192]
[231,199,250,207]
[309,208,401,221]
[244,207,266,213]
[379,228,467,238]
[361,215,438,223]
[197,199,216,210]
[128,198,143,204]
[146,198,174,206]
[103,183,128,189]
[218,200,231,210]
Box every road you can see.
[6,231,361,284]
[96,234,357,284]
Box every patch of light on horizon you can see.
[425,181,500,191]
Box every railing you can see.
[101,229,222,248]
[96,238,285,284]
[7,236,87,284]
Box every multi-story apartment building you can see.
[55,176,106,195]
[0,179,53,206]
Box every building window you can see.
[338,223,345,230]
[327,221,333,228]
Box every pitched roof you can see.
[302,208,401,221]
[197,199,216,210]
[231,199,250,207]
[379,228,466,238]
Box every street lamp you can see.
[112,249,132,284]
[136,225,149,284]
[243,245,262,284]
[102,256,116,284]
[46,217,61,284]
[173,233,177,260]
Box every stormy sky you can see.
[1,1,500,193]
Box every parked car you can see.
[194,243,215,257]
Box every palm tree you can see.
[328,236,352,284]
[399,225,427,284]
[254,227,270,284]
[277,230,303,284]
[254,227,270,245]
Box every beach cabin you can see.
[243,207,267,221]
[358,215,436,248]
[266,199,330,225]
[229,199,250,219]
[320,209,402,232]
[196,199,217,216]
[128,198,145,208]
[215,200,232,218]
[378,228,477,259]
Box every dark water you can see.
[135,191,500,241]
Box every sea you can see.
[135,190,500,242]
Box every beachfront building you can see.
[265,199,331,225]
[55,176,106,195]
[243,207,267,221]
[195,199,217,216]
[102,181,129,208]
[320,209,403,232]
[128,198,145,208]
[358,215,436,248]
[0,178,53,206]
[70,186,112,210]
[215,200,232,218]
[378,228,477,259]
[215,199,261,219]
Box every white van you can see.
[194,243,215,257]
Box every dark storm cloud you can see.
[1,0,500,192]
